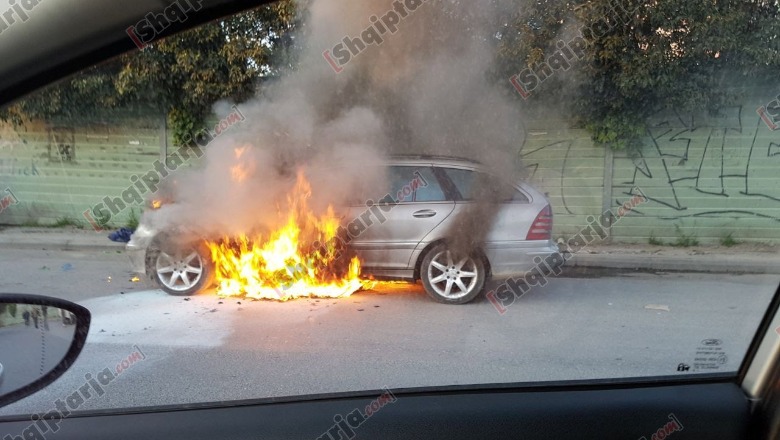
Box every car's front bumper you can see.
[126,242,146,275]
[126,224,156,275]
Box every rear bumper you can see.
[484,240,563,278]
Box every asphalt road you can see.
[0,248,778,418]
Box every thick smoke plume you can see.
[144,0,527,255]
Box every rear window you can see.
[443,168,529,202]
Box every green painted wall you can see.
[1,100,778,245]
[520,94,780,245]
[610,102,780,245]
[0,118,164,227]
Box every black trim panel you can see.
[0,382,750,440]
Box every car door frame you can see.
[345,164,458,278]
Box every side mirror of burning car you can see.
[0,294,90,408]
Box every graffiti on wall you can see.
[521,139,579,215]
[617,106,780,222]
[518,105,780,226]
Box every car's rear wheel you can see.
[146,238,214,296]
[421,244,486,304]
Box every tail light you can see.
[526,204,552,240]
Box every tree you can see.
[1,1,301,143]
[496,0,780,151]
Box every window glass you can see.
[0,0,778,421]
[389,166,445,202]
[445,168,529,202]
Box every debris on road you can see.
[644,304,671,312]
[108,227,135,243]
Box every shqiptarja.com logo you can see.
[0,187,19,215]
[757,94,780,131]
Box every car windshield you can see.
[0,0,779,419]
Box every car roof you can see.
[384,155,542,198]
[386,155,483,168]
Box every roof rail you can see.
[386,154,483,165]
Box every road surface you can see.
[0,247,777,417]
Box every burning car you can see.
[126,156,561,304]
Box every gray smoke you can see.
[143,0,527,254]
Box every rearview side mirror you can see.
[0,294,90,408]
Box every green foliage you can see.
[51,217,83,228]
[648,233,664,246]
[126,208,140,230]
[720,232,739,247]
[1,2,301,142]
[17,217,83,228]
[671,225,699,247]
[0,63,126,125]
[0,303,17,328]
[495,0,780,153]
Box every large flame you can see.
[206,168,365,300]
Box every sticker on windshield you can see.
[676,339,727,372]
[692,339,727,371]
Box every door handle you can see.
[412,210,437,218]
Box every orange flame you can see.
[206,169,365,300]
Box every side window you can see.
[445,168,476,200]
[389,166,446,202]
[443,168,529,203]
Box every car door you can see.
[345,165,455,271]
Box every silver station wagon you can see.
[127,156,561,304]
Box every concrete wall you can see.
[1,98,778,245]
[610,105,780,245]
[0,117,165,227]
[521,94,780,245]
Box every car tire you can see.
[420,244,486,304]
[146,236,214,296]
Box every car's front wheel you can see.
[420,244,486,304]
[146,238,214,296]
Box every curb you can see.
[0,227,126,252]
[0,239,125,252]
[0,243,125,252]
[568,253,780,275]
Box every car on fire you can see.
[126,156,561,304]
